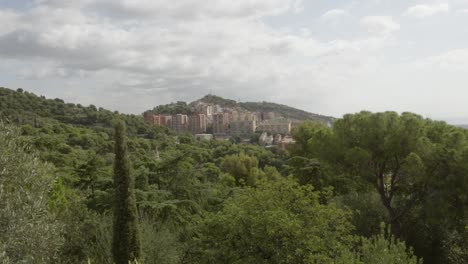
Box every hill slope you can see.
[0,87,162,137]
[192,94,335,123]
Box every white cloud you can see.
[321,9,349,21]
[418,49,468,70]
[1,0,467,121]
[360,16,400,35]
[404,4,450,18]
[0,10,21,35]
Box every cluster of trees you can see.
[0,87,466,263]
[290,112,468,263]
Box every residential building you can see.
[161,115,172,126]
[188,113,207,134]
[144,114,160,125]
[171,114,188,133]
[229,120,256,136]
[257,121,292,135]
[261,112,276,121]
[144,114,173,127]
[213,113,229,134]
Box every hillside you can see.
[0,87,164,137]
[192,94,335,123]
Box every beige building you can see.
[171,114,188,133]
[144,114,172,127]
[188,114,207,134]
[257,121,292,135]
[213,113,229,134]
[229,120,256,136]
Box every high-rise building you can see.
[161,115,172,127]
[171,114,188,133]
[213,113,229,134]
[189,113,207,134]
[229,120,256,136]
[144,114,165,126]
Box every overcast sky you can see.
[1,0,468,122]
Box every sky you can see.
[1,0,468,123]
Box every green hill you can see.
[0,87,164,137]
[192,94,335,123]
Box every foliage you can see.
[112,121,142,263]
[146,101,193,115]
[290,112,468,263]
[221,153,263,186]
[0,87,465,263]
[0,123,63,263]
[196,177,355,263]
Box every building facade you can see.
[257,121,292,135]
[212,113,229,134]
[171,114,188,133]
[188,113,207,134]
[229,120,256,136]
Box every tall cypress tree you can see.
[112,120,141,264]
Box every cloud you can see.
[360,16,400,35]
[404,4,450,18]
[5,0,464,120]
[321,9,349,22]
[418,49,468,70]
[38,0,303,20]
[1,0,328,113]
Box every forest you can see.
[0,87,467,264]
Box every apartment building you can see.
[212,113,229,134]
[188,113,207,134]
[171,114,188,133]
[229,120,256,136]
[257,121,292,135]
[144,114,172,127]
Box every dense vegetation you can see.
[146,101,193,115]
[1,87,466,263]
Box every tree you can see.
[290,111,468,263]
[112,121,141,263]
[221,153,263,186]
[359,225,421,264]
[196,177,355,263]
[0,123,63,263]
